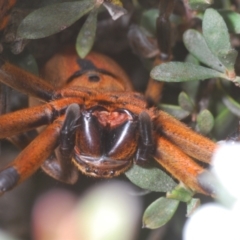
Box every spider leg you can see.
[145,61,164,106]
[0,116,64,194]
[156,111,217,163]
[156,0,175,60]
[154,136,209,194]
[0,60,96,101]
[145,0,175,105]
[135,111,154,164]
[41,104,80,184]
[0,98,82,138]
[0,59,55,101]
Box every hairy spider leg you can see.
[0,98,83,138]
[0,59,56,101]
[0,116,64,194]
[154,136,207,194]
[156,111,216,163]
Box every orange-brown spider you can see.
[0,46,216,195]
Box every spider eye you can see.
[88,74,100,82]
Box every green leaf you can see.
[213,108,237,140]
[182,54,200,100]
[217,49,238,72]
[76,8,98,58]
[188,0,213,11]
[18,1,96,39]
[183,30,226,73]
[140,9,159,35]
[222,92,240,117]
[203,9,238,71]
[196,109,214,135]
[159,104,190,120]
[181,80,200,102]
[186,198,200,217]
[178,91,195,112]
[219,10,240,34]
[217,80,240,117]
[203,8,231,53]
[185,53,200,65]
[125,164,177,192]
[143,197,179,229]
[167,184,194,202]
[150,62,224,82]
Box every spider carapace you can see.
[0,46,217,195]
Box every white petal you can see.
[183,203,239,240]
[212,143,240,198]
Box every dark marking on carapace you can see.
[66,58,119,84]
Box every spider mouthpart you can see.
[73,153,131,178]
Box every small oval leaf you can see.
[178,91,195,113]
[18,1,96,39]
[143,197,179,229]
[196,109,214,135]
[151,62,224,82]
[217,80,240,117]
[125,164,177,192]
[222,93,240,117]
[219,10,240,34]
[203,9,231,58]
[76,8,98,58]
[140,9,159,35]
[183,30,226,73]
[188,0,213,11]
[181,80,200,102]
[159,104,190,120]
[213,108,237,140]
[186,198,201,217]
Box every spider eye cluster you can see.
[87,74,100,82]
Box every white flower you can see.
[183,143,240,240]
